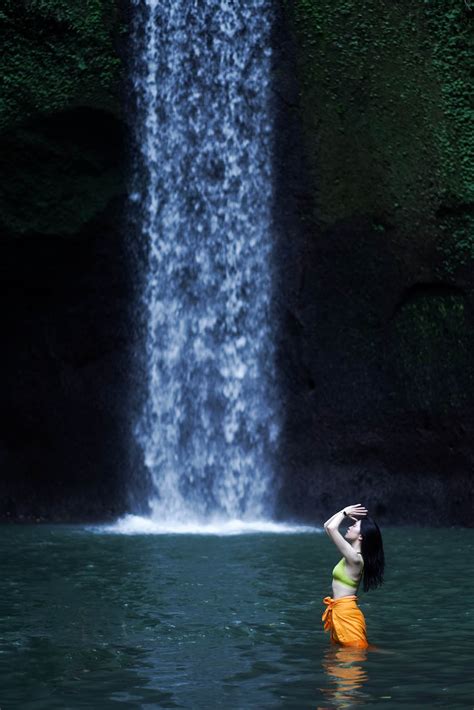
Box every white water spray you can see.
[127,0,279,528]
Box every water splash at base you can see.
[92,515,319,536]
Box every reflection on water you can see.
[319,646,368,709]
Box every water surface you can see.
[0,526,472,708]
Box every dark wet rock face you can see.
[274,1,474,525]
[0,108,124,237]
[0,198,146,522]
[0,1,150,522]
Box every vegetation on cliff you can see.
[0,0,136,522]
[0,0,125,236]
[277,1,473,523]
[0,0,123,130]
[281,0,474,408]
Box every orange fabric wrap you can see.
[322,595,369,649]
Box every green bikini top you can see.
[332,554,363,588]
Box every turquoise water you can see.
[0,525,472,708]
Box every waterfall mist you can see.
[127,0,280,525]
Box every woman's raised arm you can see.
[323,504,367,562]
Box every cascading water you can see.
[128,0,279,526]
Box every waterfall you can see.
[128,0,279,524]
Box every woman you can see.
[322,503,384,649]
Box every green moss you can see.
[281,2,474,413]
[0,0,123,132]
[282,0,473,255]
[425,3,474,276]
[427,4,473,203]
[0,117,123,235]
[283,1,436,228]
[436,212,474,275]
[393,292,472,409]
[0,1,125,235]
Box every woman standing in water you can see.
[322,504,384,649]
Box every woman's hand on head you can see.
[344,504,368,518]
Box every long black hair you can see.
[360,516,385,592]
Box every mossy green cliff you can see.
[283,0,472,230]
[0,0,123,130]
[0,0,126,237]
[0,0,146,523]
[277,0,474,523]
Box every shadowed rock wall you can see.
[274,0,474,525]
[0,0,149,521]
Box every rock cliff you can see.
[0,0,149,521]
[274,0,474,524]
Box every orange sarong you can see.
[322,595,369,649]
